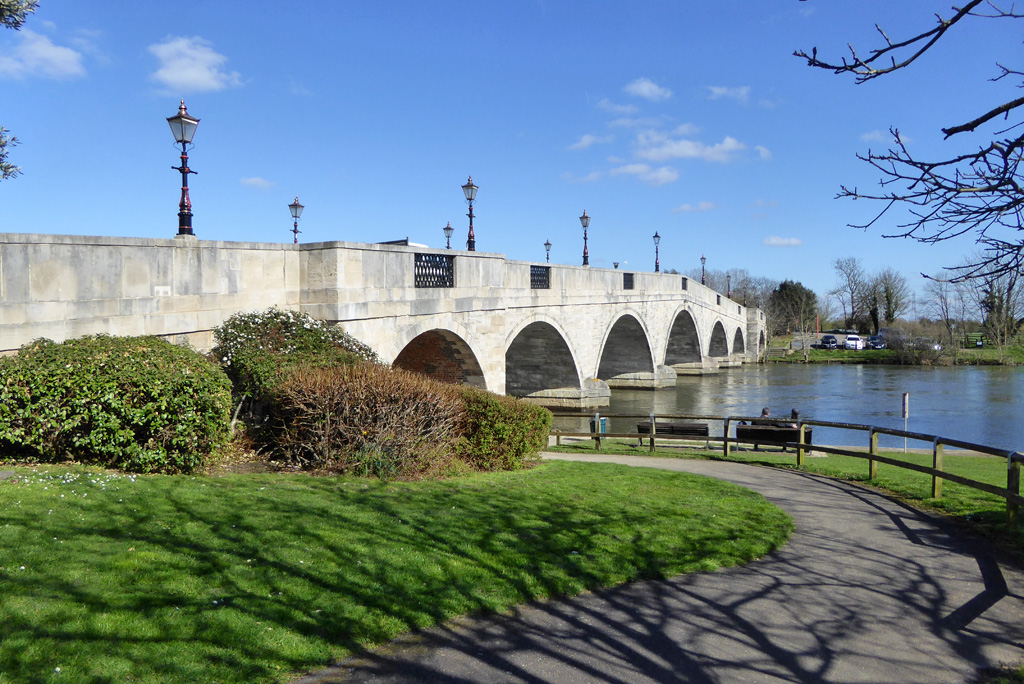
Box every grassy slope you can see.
[552,441,1023,557]
[0,460,792,684]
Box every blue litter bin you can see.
[590,417,607,434]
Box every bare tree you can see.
[796,1,1024,282]
[0,0,39,181]
[875,268,911,325]
[829,257,867,330]
[924,274,970,351]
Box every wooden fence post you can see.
[868,429,878,480]
[1008,453,1021,529]
[649,413,656,452]
[723,418,731,457]
[797,423,806,466]
[932,439,944,499]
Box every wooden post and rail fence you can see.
[550,412,1023,530]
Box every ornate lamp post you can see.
[727,273,732,298]
[580,210,590,266]
[701,254,707,285]
[443,222,454,249]
[288,197,304,244]
[166,100,200,236]
[653,231,661,272]
[544,239,552,263]
[462,176,478,251]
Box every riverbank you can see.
[766,346,1024,366]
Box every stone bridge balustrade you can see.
[0,233,764,408]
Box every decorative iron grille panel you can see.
[623,273,635,290]
[414,253,454,288]
[530,265,550,289]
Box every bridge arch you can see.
[596,312,655,380]
[665,307,703,365]
[504,318,581,397]
[708,321,730,357]
[392,328,487,389]
[732,327,745,355]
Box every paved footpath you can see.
[296,454,1024,684]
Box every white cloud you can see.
[609,116,665,129]
[861,130,887,142]
[624,77,672,102]
[561,171,603,183]
[568,134,613,150]
[610,163,678,186]
[673,123,699,136]
[752,198,779,208]
[0,29,85,79]
[597,98,638,115]
[763,236,802,247]
[240,177,274,189]
[708,85,751,103]
[636,133,746,163]
[672,201,717,213]
[755,145,772,160]
[148,36,242,92]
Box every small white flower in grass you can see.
[54,667,61,673]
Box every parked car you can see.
[820,334,838,349]
[867,335,885,349]
[844,334,865,350]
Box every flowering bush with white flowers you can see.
[212,308,380,395]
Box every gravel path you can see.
[295,454,1024,684]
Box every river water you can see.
[553,365,1024,453]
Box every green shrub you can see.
[212,307,380,393]
[0,336,232,473]
[455,388,552,470]
[269,362,464,476]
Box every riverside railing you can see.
[550,412,1024,528]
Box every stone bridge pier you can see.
[0,234,765,408]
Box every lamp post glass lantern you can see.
[701,254,706,285]
[166,100,199,236]
[544,239,552,263]
[653,231,661,272]
[462,176,478,251]
[443,221,454,249]
[288,197,304,244]
[579,210,590,266]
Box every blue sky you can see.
[0,1,1018,300]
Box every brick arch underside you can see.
[709,321,730,357]
[392,330,486,389]
[597,315,654,379]
[665,310,701,364]
[733,328,745,354]
[505,322,579,396]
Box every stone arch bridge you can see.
[0,234,765,407]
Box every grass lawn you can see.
[550,440,1024,557]
[0,460,792,684]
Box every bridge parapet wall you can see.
[1,233,763,403]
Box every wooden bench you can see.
[636,421,709,447]
[735,424,813,450]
